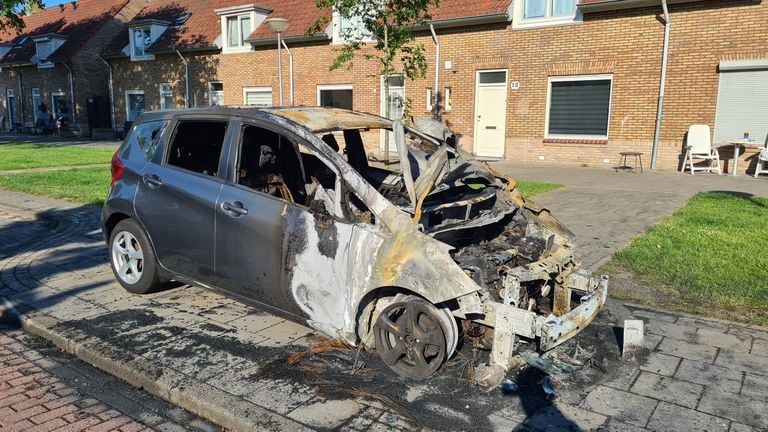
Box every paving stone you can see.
[645,321,697,342]
[630,372,703,408]
[751,339,768,358]
[639,353,680,377]
[489,414,523,431]
[521,402,608,431]
[697,328,751,353]
[228,312,286,333]
[715,351,768,376]
[202,364,263,396]
[287,398,363,429]
[674,359,742,394]
[729,326,768,343]
[630,308,678,323]
[657,338,717,363]
[729,422,758,432]
[740,374,768,402]
[698,387,768,429]
[243,378,315,414]
[197,303,252,324]
[677,316,729,333]
[643,333,663,350]
[581,386,657,427]
[599,418,648,431]
[257,320,314,346]
[646,401,728,432]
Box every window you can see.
[159,83,173,110]
[318,85,353,110]
[237,125,305,203]
[426,88,433,112]
[51,92,68,118]
[713,63,768,144]
[130,120,168,161]
[208,82,224,106]
[243,87,272,106]
[35,40,53,67]
[226,15,251,49]
[444,87,452,112]
[125,90,145,122]
[335,12,374,43]
[32,88,42,123]
[131,26,152,59]
[167,121,228,176]
[514,0,580,29]
[546,75,612,139]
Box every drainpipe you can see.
[175,50,190,108]
[429,24,440,120]
[98,56,116,134]
[281,39,294,106]
[16,70,23,128]
[651,0,670,170]
[61,62,77,129]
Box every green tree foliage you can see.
[1,0,42,34]
[310,0,439,80]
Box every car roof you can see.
[136,106,393,133]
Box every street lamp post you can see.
[265,18,290,106]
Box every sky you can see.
[43,0,73,6]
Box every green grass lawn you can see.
[0,143,115,170]
[516,180,564,197]
[0,167,111,206]
[603,192,768,326]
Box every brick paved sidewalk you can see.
[0,323,219,432]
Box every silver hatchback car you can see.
[102,106,607,381]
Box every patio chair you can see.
[755,146,768,178]
[681,124,721,175]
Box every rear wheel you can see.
[374,296,456,380]
[109,219,161,294]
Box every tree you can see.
[1,0,42,34]
[310,0,440,157]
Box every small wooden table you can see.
[618,151,644,173]
[721,141,761,176]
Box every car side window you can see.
[167,121,227,176]
[130,120,168,161]
[237,125,306,205]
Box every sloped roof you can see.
[248,0,510,40]
[102,0,271,56]
[0,0,129,65]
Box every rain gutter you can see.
[281,39,294,105]
[98,56,116,133]
[429,25,440,120]
[651,0,670,170]
[61,62,77,128]
[175,50,190,108]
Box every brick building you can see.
[0,0,144,135]
[102,0,766,172]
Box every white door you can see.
[380,75,405,154]
[6,89,15,130]
[474,70,508,159]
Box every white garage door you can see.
[714,66,768,145]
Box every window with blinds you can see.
[243,88,272,107]
[547,76,612,138]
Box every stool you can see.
[618,151,644,173]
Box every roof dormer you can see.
[31,33,68,68]
[0,43,13,60]
[214,4,271,53]
[127,19,170,61]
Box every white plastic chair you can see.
[681,125,721,175]
[755,146,768,178]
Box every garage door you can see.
[714,64,768,144]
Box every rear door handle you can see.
[142,174,163,188]
[221,201,248,217]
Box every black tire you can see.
[109,219,161,294]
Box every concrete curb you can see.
[623,301,768,332]
[0,298,310,431]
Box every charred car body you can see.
[102,106,608,380]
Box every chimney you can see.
[71,1,77,9]
[59,4,64,11]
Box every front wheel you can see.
[109,219,161,294]
[373,296,455,380]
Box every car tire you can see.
[109,219,161,294]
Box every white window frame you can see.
[215,5,269,54]
[425,88,433,112]
[35,40,54,68]
[316,84,353,109]
[512,0,581,30]
[444,87,452,112]
[125,90,145,122]
[32,88,41,122]
[242,86,272,106]
[544,74,613,140]
[51,92,67,118]
[159,83,173,110]
[331,10,376,44]
[129,26,153,60]
[208,81,224,106]
[226,14,251,50]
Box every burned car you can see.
[102,106,608,381]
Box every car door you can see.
[214,121,303,316]
[134,116,233,282]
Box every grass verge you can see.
[516,180,564,197]
[0,143,115,170]
[0,167,110,206]
[602,192,768,326]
